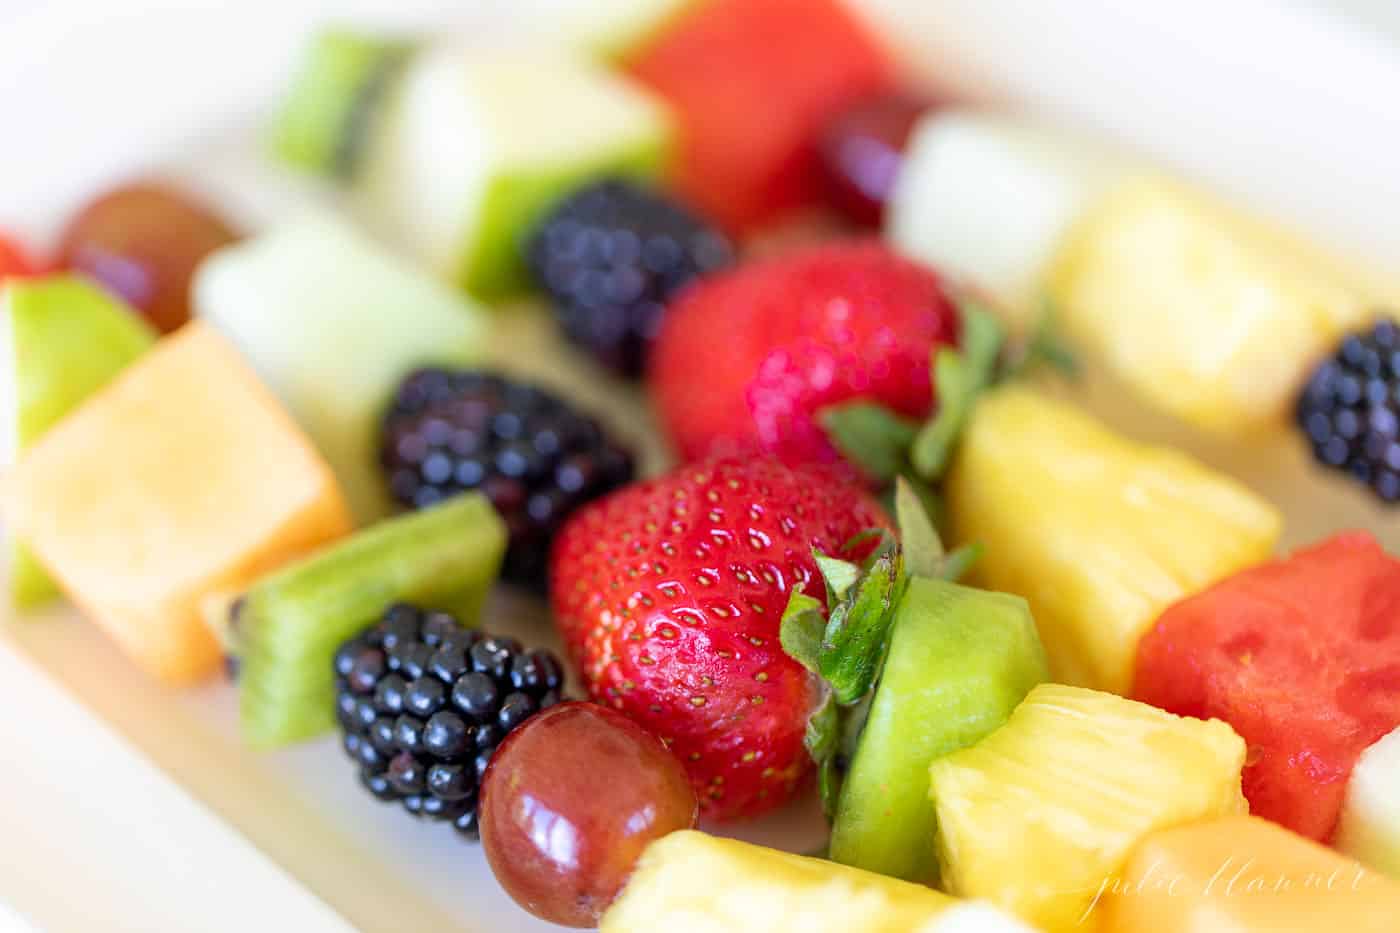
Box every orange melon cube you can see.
[1099,815,1400,933]
[1,322,352,682]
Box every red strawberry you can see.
[649,240,960,468]
[549,455,890,820]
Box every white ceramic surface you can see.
[3,2,1400,931]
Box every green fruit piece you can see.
[830,577,1049,884]
[270,27,413,177]
[1,276,156,608]
[355,45,672,302]
[193,215,488,523]
[238,494,506,747]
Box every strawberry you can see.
[549,455,891,820]
[648,240,960,470]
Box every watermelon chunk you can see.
[625,0,893,233]
[1134,532,1400,841]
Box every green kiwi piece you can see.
[829,577,1049,884]
[237,494,506,747]
[270,27,413,177]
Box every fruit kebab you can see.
[888,112,1400,508]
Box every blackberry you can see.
[381,369,635,589]
[526,178,734,377]
[333,603,567,840]
[1296,318,1400,501]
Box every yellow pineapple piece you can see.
[929,684,1248,933]
[602,831,1032,933]
[948,386,1280,692]
[1049,175,1395,433]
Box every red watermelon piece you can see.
[1134,532,1400,841]
[0,234,37,280]
[625,0,894,233]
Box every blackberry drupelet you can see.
[333,603,567,840]
[526,178,734,377]
[1297,318,1400,501]
[381,368,634,589]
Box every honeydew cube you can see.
[355,44,672,300]
[888,112,1130,331]
[194,215,486,522]
[1337,726,1400,880]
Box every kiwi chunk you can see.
[238,494,505,746]
[271,27,413,177]
[829,577,1048,884]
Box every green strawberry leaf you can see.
[842,527,895,559]
[814,553,861,603]
[818,402,919,483]
[804,691,841,820]
[910,302,1005,481]
[1002,301,1081,382]
[818,552,904,704]
[779,590,826,676]
[894,476,945,579]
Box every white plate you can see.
[4,2,1400,931]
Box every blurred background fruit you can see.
[56,182,238,333]
[624,0,894,232]
[526,178,733,378]
[649,240,959,467]
[0,233,37,279]
[817,90,936,226]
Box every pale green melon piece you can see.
[1,277,156,609]
[1336,726,1400,879]
[193,215,487,523]
[355,44,673,302]
[830,578,1049,884]
[887,112,1131,331]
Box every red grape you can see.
[0,234,36,280]
[56,182,238,333]
[480,702,697,928]
[817,90,937,226]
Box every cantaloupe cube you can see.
[1100,815,1400,933]
[1,322,353,682]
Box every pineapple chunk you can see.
[1049,176,1394,432]
[949,386,1280,693]
[601,830,962,932]
[929,684,1248,933]
[1336,726,1400,880]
